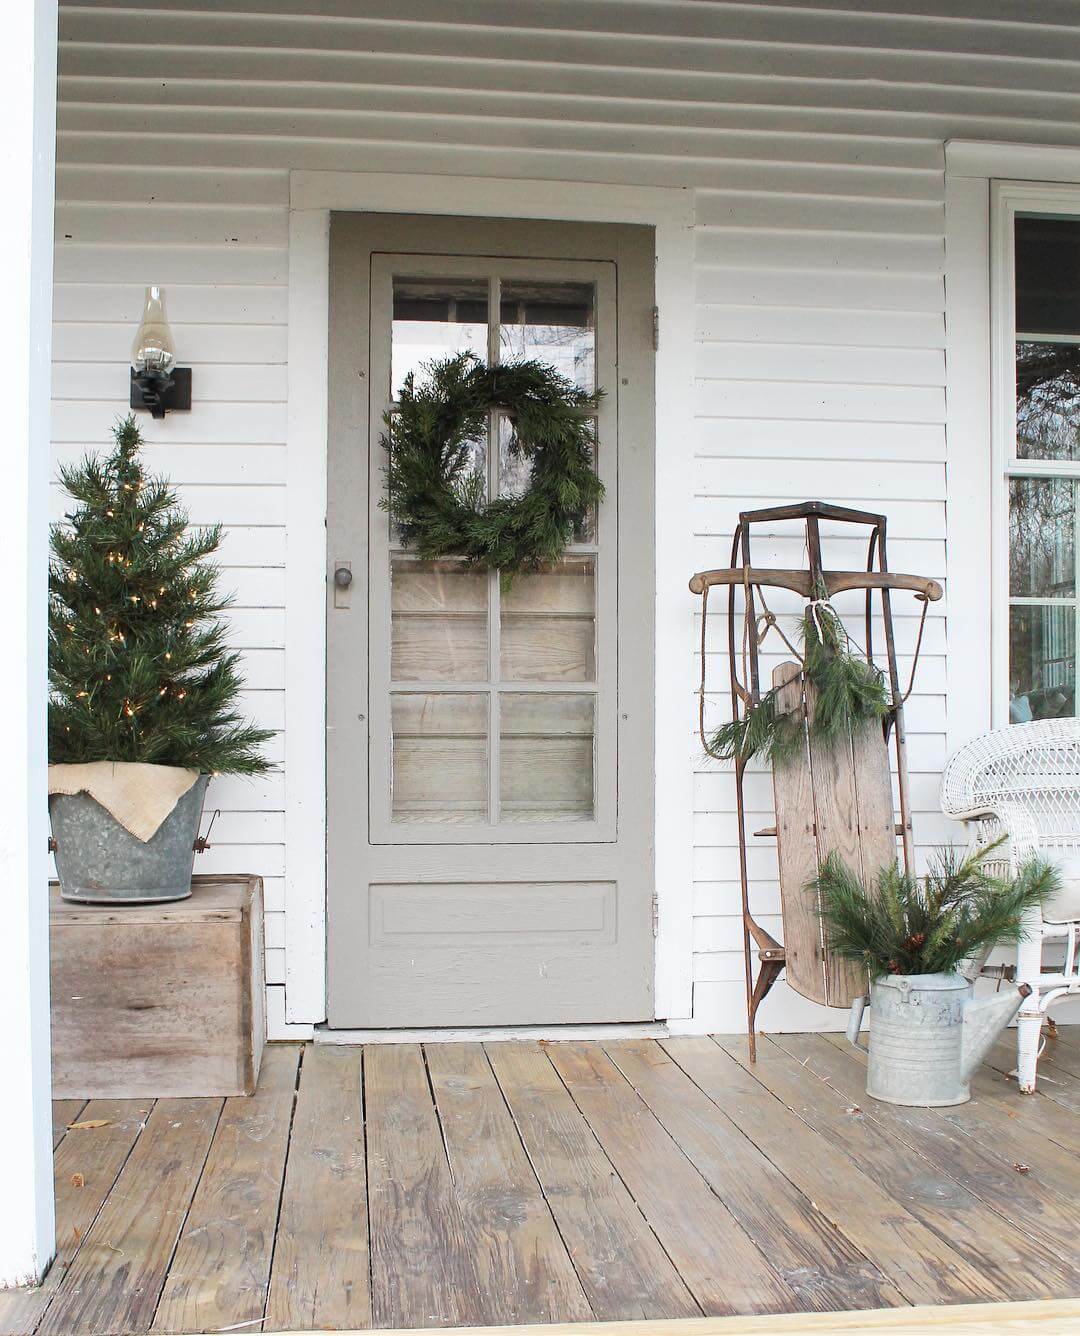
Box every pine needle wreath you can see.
[381,353,604,571]
[707,586,890,765]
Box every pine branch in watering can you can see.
[812,842,1059,980]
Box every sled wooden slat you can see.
[771,664,825,1004]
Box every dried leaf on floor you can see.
[68,1118,110,1130]
[70,1172,84,1188]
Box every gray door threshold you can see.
[314,1020,670,1045]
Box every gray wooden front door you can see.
[326,213,656,1027]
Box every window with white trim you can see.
[997,192,1080,724]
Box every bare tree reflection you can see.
[1016,341,1080,459]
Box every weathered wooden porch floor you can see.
[4,1030,1080,1336]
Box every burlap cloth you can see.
[48,761,202,842]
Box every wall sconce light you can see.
[130,286,191,418]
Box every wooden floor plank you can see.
[264,1046,372,1333]
[828,1026,1080,1175]
[547,1042,803,1317]
[787,1036,1080,1262]
[151,1046,300,1335]
[1045,1023,1080,1055]
[642,1038,995,1310]
[842,1032,1080,1162]
[52,1100,87,1149]
[487,1041,700,1322]
[426,1042,592,1326]
[0,1100,150,1336]
[983,1033,1080,1125]
[990,1026,1080,1084]
[365,1044,484,1329]
[23,1037,1080,1336]
[760,1035,1080,1299]
[37,1097,222,1336]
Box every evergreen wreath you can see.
[708,585,890,765]
[48,416,274,776]
[382,352,604,571]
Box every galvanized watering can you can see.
[846,972,1031,1107]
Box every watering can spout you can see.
[960,983,1032,1082]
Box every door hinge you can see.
[652,305,659,351]
[652,890,660,937]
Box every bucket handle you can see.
[194,808,220,854]
[847,994,870,1052]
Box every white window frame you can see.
[991,182,1080,728]
[944,143,1080,756]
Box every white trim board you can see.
[943,142,1080,754]
[285,170,697,1025]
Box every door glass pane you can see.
[392,276,488,399]
[391,558,488,682]
[392,693,488,822]
[496,414,598,541]
[1015,217,1080,462]
[500,558,596,682]
[499,280,596,391]
[1009,477,1076,597]
[499,693,594,822]
[1009,605,1075,722]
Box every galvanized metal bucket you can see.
[50,774,209,904]
[847,971,1028,1107]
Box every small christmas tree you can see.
[49,416,274,775]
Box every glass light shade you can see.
[131,285,177,374]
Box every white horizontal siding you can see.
[52,0,1080,1036]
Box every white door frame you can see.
[285,169,696,1025]
[944,141,1080,757]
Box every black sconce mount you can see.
[130,367,192,420]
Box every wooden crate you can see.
[50,874,265,1098]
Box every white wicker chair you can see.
[941,717,1080,1092]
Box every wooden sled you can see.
[689,502,943,1058]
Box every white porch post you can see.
[0,0,57,1289]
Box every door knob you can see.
[334,566,353,589]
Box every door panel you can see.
[326,214,655,1028]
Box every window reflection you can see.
[1014,217,1080,462]
[391,277,487,399]
[1009,478,1075,598]
[500,280,596,391]
[1010,606,1075,722]
[1016,341,1080,462]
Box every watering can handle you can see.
[847,994,870,1052]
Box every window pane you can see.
[1009,477,1076,597]
[499,693,594,822]
[1009,605,1075,722]
[1016,216,1080,337]
[500,558,596,682]
[499,280,595,391]
[386,411,485,542]
[495,414,597,540]
[391,558,488,682]
[1016,341,1080,461]
[392,277,488,399]
[392,693,488,822]
[1015,217,1080,462]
